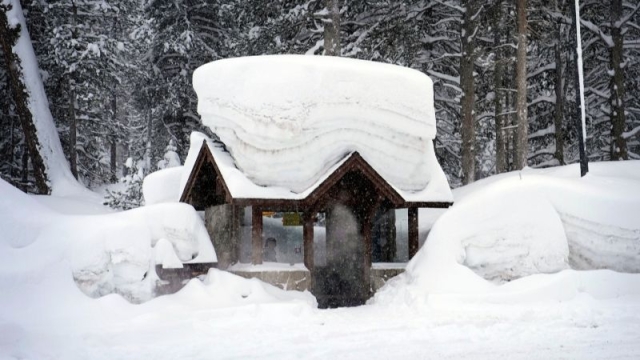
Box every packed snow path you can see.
[4,297,640,359]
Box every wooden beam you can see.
[252,206,263,265]
[303,213,314,271]
[408,207,419,259]
[402,201,452,209]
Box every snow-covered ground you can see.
[1,161,640,359]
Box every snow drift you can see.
[0,178,215,302]
[193,55,451,201]
[373,161,640,306]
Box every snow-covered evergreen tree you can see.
[156,139,180,170]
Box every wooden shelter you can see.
[180,140,452,307]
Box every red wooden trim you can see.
[252,206,263,265]
[408,207,419,259]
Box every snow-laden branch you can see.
[623,126,640,139]
[427,69,460,85]
[529,125,556,139]
[528,62,556,79]
[614,2,640,28]
[434,0,464,13]
[528,95,556,107]
[421,35,454,44]
[580,18,614,48]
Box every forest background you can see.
[1,0,639,205]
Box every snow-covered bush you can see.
[104,157,145,210]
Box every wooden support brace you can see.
[408,207,419,259]
[252,206,263,265]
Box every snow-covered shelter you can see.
[180,55,453,306]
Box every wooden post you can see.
[363,215,372,271]
[232,205,242,264]
[303,213,314,271]
[408,207,419,259]
[361,217,373,299]
[252,206,263,265]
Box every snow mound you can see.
[373,161,640,306]
[194,55,449,198]
[0,178,215,302]
[438,181,570,283]
[164,269,317,309]
[143,166,183,205]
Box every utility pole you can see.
[571,0,589,176]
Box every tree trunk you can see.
[610,0,627,160]
[493,0,506,174]
[323,0,341,56]
[21,144,28,189]
[460,0,477,184]
[0,2,49,193]
[5,95,15,180]
[110,92,117,182]
[9,112,15,180]
[68,77,78,179]
[68,0,79,179]
[505,25,515,171]
[553,9,565,165]
[145,105,152,171]
[514,0,528,169]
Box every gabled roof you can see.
[180,140,452,211]
[305,152,405,207]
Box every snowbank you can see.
[0,179,215,302]
[194,55,452,201]
[373,161,640,306]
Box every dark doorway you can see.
[314,203,368,308]
[311,170,382,308]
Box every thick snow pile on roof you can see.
[0,178,215,302]
[194,55,452,201]
[372,161,640,306]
